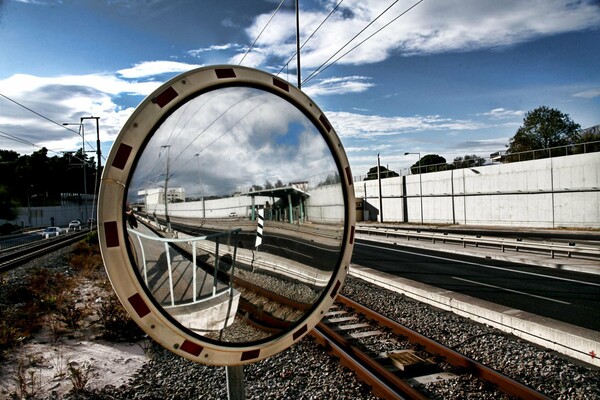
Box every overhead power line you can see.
[0,129,86,161]
[303,0,424,85]
[276,0,345,77]
[238,0,288,66]
[0,92,97,152]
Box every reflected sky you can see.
[129,86,338,200]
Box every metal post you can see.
[418,153,423,224]
[81,124,88,222]
[214,238,220,296]
[377,153,383,222]
[226,365,245,400]
[161,145,171,232]
[295,0,301,89]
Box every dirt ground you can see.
[0,282,148,399]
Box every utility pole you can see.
[81,116,100,228]
[295,0,301,89]
[377,153,383,222]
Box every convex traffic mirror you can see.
[98,65,355,365]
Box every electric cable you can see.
[303,0,424,86]
[0,92,97,151]
[301,0,401,84]
[238,0,288,65]
[276,0,345,77]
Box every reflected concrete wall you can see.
[305,183,345,223]
[355,152,600,228]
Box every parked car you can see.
[68,219,82,231]
[41,226,62,239]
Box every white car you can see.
[41,227,62,239]
[68,219,82,231]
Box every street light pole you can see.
[81,116,101,228]
[63,122,88,222]
[404,152,423,224]
[377,153,383,222]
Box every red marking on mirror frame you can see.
[127,293,150,318]
[241,349,260,361]
[349,225,355,244]
[330,280,341,298]
[272,78,289,92]
[345,166,353,187]
[215,68,236,79]
[104,221,119,247]
[319,114,332,132]
[112,143,132,170]
[180,340,204,357]
[293,324,308,341]
[152,86,178,108]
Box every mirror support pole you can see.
[226,365,245,400]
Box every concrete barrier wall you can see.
[305,184,345,223]
[355,152,600,228]
[6,205,89,228]
[149,195,272,219]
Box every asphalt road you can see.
[352,239,600,332]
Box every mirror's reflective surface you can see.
[126,86,346,345]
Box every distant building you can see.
[138,188,185,204]
[490,150,506,163]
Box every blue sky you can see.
[0,0,599,176]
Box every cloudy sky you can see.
[0,0,599,177]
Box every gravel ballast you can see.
[2,244,599,399]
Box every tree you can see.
[0,185,18,221]
[410,154,447,174]
[507,106,580,154]
[364,166,399,181]
[452,154,485,169]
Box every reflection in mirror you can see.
[126,86,345,344]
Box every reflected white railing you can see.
[127,227,241,307]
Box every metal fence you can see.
[353,140,600,182]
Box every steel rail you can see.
[313,322,427,400]
[337,294,551,400]
[0,230,91,272]
[311,325,418,400]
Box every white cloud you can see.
[479,108,525,119]
[328,111,483,138]
[303,76,374,97]
[573,88,600,99]
[187,44,239,57]
[117,60,204,79]
[241,0,600,70]
[0,70,160,154]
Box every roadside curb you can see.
[349,264,600,367]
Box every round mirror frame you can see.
[98,65,356,366]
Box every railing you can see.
[127,228,241,307]
[352,140,600,181]
[355,226,600,260]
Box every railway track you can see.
[139,220,555,398]
[0,230,91,272]
[235,270,550,399]
[313,295,551,399]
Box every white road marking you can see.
[358,241,600,287]
[452,276,571,305]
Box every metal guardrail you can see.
[355,226,600,259]
[127,227,241,307]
